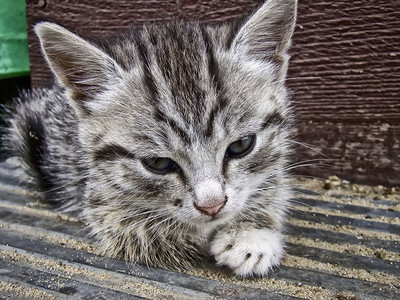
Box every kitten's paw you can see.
[210,226,284,277]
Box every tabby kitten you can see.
[5,0,297,277]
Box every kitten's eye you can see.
[225,134,256,159]
[142,157,178,174]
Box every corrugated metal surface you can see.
[0,157,399,299]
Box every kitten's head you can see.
[35,0,297,231]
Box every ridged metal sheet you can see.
[0,157,399,299]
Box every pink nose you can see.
[195,201,226,217]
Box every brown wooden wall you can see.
[25,0,400,186]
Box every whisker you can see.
[40,173,89,195]
[288,139,329,158]
[144,217,180,252]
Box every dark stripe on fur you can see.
[261,111,285,130]
[93,144,135,161]
[18,112,59,204]
[200,27,229,137]
[23,114,50,188]
[134,35,159,104]
[226,19,243,50]
[154,109,191,145]
[245,151,283,174]
[201,27,222,94]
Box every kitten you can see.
[4,0,297,277]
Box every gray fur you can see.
[4,0,297,277]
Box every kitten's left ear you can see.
[231,0,297,81]
[35,22,125,111]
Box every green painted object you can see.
[0,0,30,79]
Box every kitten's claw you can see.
[210,226,284,277]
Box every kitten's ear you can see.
[35,22,124,105]
[231,0,297,80]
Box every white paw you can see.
[210,226,284,277]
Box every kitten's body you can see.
[5,0,297,277]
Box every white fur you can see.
[194,179,225,207]
[210,226,284,277]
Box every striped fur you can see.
[5,0,297,277]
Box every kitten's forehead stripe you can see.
[134,35,159,105]
[151,23,207,121]
[201,27,229,138]
[135,22,235,145]
[154,109,191,145]
[201,27,221,95]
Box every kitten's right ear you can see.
[35,22,124,108]
[231,0,297,82]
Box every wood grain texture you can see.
[25,0,400,186]
[293,122,400,186]
[289,0,400,186]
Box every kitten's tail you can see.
[3,92,48,194]
[3,88,86,210]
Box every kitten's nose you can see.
[193,179,226,217]
[194,200,226,217]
